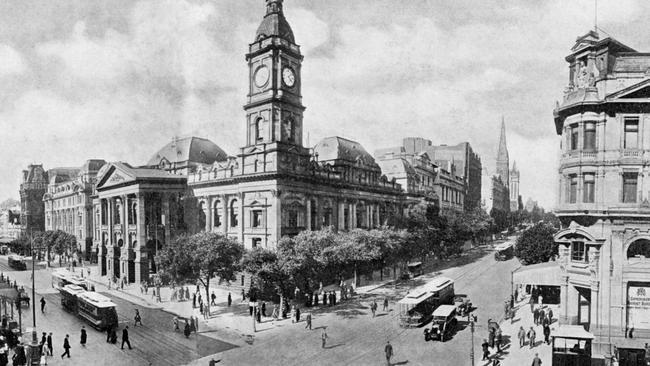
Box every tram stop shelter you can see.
[512,261,562,304]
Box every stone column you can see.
[135,193,147,283]
[591,280,600,336]
[162,193,171,245]
[239,193,245,242]
[203,197,211,232]
[375,205,380,228]
[120,195,129,282]
[349,203,356,229]
[306,198,312,231]
[338,201,345,230]
[561,275,569,325]
[221,195,228,234]
[107,198,113,276]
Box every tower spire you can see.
[496,117,510,185]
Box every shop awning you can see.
[553,325,594,339]
[513,261,561,287]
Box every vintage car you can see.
[424,305,457,342]
[453,294,472,317]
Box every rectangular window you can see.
[252,210,263,228]
[583,173,595,203]
[570,125,579,150]
[623,173,638,203]
[251,238,261,248]
[288,210,298,228]
[624,117,639,149]
[583,123,596,150]
[571,241,587,262]
[569,175,578,203]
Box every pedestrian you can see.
[192,293,197,309]
[261,302,267,317]
[47,333,53,356]
[255,307,261,323]
[60,334,71,359]
[40,297,46,314]
[384,341,393,366]
[321,328,328,348]
[40,332,46,356]
[203,306,209,320]
[538,294,543,307]
[481,339,490,360]
[80,326,87,347]
[295,306,301,323]
[194,315,200,332]
[370,302,376,317]
[543,324,551,345]
[211,292,216,306]
[227,292,232,307]
[532,353,542,366]
[496,328,502,353]
[528,326,536,349]
[514,287,519,304]
[184,320,191,338]
[548,308,554,324]
[529,296,534,313]
[198,294,202,308]
[121,326,132,350]
[542,311,550,327]
[533,308,539,325]
[314,292,319,306]
[241,288,245,301]
[332,291,337,305]
[383,297,389,312]
[322,291,328,306]
[290,305,296,323]
[134,309,142,327]
[173,317,179,332]
[199,301,203,315]
[305,313,312,330]
[488,327,495,348]
[518,326,526,348]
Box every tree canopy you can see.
[514,222,558,265]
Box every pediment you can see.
[607,79,650,100]
[96,164,136,190]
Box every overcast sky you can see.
[2,0,650,209]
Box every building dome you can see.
[147,136,228,168]
[254,0,295,43]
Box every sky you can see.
[2,0,650,210]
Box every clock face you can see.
[282,67,296,87]
[254,65,269,88]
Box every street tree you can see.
[157,232,243,314]
[514,222,558,265]
[241,247,292,308]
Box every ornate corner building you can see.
[553,30,650,356]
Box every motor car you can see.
[424,304,457,342]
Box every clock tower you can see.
[244,0,305,148]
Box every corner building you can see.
[554,30,650,359]
[187,0,403,250]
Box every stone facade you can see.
[0,207,21,239]
[553,30,650,357]
[19,164,48,235]
[43,160,106,257]
[510,161,520,211]
[401,137,481,211]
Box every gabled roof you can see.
[96,162,186,191]
[147,136,228,167]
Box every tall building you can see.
[19,164,48,235]
[43,160,106,259]
[481,121,511,214]
[553,30,650,359]
[400,137,481,211]
[509,161,520,211]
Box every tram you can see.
[7,255,26,271]
[52,269,88,291]
[494,241,515,261]
[59,284,118,330]
[398,276,455,327]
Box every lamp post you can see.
[30,234,36,328]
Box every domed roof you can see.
[254,0,295,43]
[314,136,380,170]
[147,136,228,167]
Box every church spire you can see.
[496,116,510,184]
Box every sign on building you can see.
[628,286,650,329]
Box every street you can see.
[0,258,237,366]
[200,247,521,366]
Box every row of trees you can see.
[9,230,78,265]
[156,200,497,310]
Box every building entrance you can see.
[576,287,591,331]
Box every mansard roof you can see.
[314,136,380,170]
[147,136,228,167]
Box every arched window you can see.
[628,239,650,259]
[213,200,222,227]
[255,118,264,142]
[230,200,239,227]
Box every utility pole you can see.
[31,232,36,327]
[469,318,475,366]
